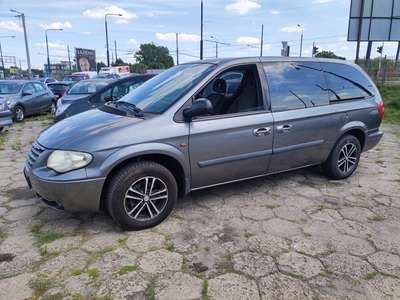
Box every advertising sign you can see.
[75,47,97,72]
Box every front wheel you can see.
[106,161,178,230]
[14,105,25,122]
[322,134,361,180]
[49,100,56,114]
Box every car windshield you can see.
[63,76,80,82]
[67,80,109,95]
[118,63,216,114]
[0,82,23,94]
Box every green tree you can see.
[135,43,174,69]
[96,61,107,72]
[315,51,346,60]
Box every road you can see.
[0,119,399,299]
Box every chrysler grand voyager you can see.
[24,57,384,230]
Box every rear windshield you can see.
[48,85,69,92]
[67,80,109,95]
[0,82,23,94]
[119,63,216,113]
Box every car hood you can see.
[37,109,143,149]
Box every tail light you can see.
[378,101,384,119]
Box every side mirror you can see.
[183,98,213,119]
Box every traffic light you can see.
[377,46,383,54]
[312,45,319,55]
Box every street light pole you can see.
[0,36,15,78]
[10,9,32,79]
[298,24,303,57]
[211,36,218,58]
[105,13,122,67]
[46,29,63,77]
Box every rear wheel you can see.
[106,161,178,230]
[14,105,25,122]
[322,134,361,179]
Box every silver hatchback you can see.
[24,57,384,230]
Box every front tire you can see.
[322,134,361,180]
[106,161,178,230]
[14,105,25,122]
[49,100,56,114]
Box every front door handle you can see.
[253,127,271,136]
[276,124,292,133]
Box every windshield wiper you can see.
[117,101,143,117]
[100,101,143,117]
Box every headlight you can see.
[47,150,93,173]
[55,103,70,116]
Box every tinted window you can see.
[264,62,329,112]
[321,62,375,101]
[23,83,35,94]
[33,82,45,92]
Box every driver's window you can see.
[23,83,35,95]
[100,87,112,102]
[196,67,262,115]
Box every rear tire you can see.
[322,134,361,180]
[106,161,178,230]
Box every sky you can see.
[0,0,399,71]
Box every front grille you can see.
[25,140,45,172]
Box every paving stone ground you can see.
[0,118,399,300]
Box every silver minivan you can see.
[24,57,384,230]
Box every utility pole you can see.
[11,9,32,79]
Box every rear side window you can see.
[264,62,329,112]
[321,62,375,101]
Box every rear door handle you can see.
[276,124,292,133]
[253,127,271,136]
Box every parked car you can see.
[35,77,58,85]
[47,82,75,101]
[54,74,156,122]
[24,57,384,231]
[0,95,12,132]
[0,80,56,122]
[62,74,90,83]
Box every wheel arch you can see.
[99,153,187,213]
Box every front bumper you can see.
[24,166,105,213]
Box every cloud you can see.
[236,36,260,44]
[127,39,138,44]
[0,21,23,32]
[83,6,137,23]
[225,0,261,15]
[279,26,302,33]
[313,0,337,3]
[34,42,66,49]
[156,33,200,42]
[270,10,279,15]
[79,32,91,35]
[40,22,72,30]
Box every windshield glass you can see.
[67,80,109,95]
[118,63,216,113]
[0,81,23,94]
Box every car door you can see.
[33,82,53,113]
[263,61,332,174]
[21,82,39,115]
[188,66,274,189]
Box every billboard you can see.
[348,0,400,41]
[75,47,97,72]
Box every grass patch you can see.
[72,268,100,278]
[29,276,52,298]
[32,230,65,247]
[118,265,139,275]
[143,275,157,300]
[369,215,384,222]
[10,140,23,151]
[378,85,400,124]
[289,273,306,281]
[365,272,398,280]
[202,280,209,300]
